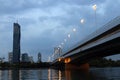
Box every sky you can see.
[0,0,120,62]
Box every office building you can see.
[8,52,13,63]
[13,23,21,63]
[54,47,62,58]
[21,53,29,62]
[38,52,41,63]
[28,56,34,63]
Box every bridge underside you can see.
[51,17,120,70]
[69,37,120,65]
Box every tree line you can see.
[89,57,120,67]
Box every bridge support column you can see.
[65,63,89,71]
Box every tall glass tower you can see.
[13,23,21,63]
[38,52,41,63]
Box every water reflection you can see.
[90,68,120,80]
[0,68,119,80]
[37,69,48,80]
[58,70,62,80]
[48,69,64,80]
[0,70,8,80]
[8,70,19,80]
[20,70,31,80]
[65,69,90,80]
[48,68,51,80]
[37,69,43,80]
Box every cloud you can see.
[0,0,120,61]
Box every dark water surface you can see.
[0,67,120,80]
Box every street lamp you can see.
[68,34,71,38]
[92,4,97,11]
[80,19,84,24]
[73,28,76,32]
[92,4,97,27]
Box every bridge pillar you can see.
[65,63,89,71]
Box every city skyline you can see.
[0,0,120,61]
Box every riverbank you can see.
[0,62,51,70]
[89,58,120,67]
[0,58,120,69]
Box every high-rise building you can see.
[21,53,29,62]
[38,52,41,63]
[13,23,21,63]
[54,47,62,59]
[8,52,13,63]
[28,56,34,63]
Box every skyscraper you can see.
[28,56,34,63]
[21,53,29,62]
[13,23,21,63]
[8,52,13,63]
[38,52,42,63]
[54,47,62,59]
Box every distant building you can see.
[21,53,29,62]
[54,47,62,59]
[0,57,5,63]
[38,52,42,63]
[8,52,13,63]
[58,47,62,54]
[28,56,34,63]
[13,23,21,63]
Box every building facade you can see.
[21,53,29,62]
[38,52,41,63]
[8,52,13,63]
[54,47,62,59]
[28,56,34,63]
[13,23,21,63]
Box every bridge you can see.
[51,16,120,70]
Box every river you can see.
[0,67,120,80]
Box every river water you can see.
[0,67,120,80]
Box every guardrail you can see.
[62,16,120,56]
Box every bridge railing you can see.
[62,16,120,56]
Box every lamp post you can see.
[92,4,97,27]
[68,34,71,38]
[73,28,76,32]
[80,19,84,24]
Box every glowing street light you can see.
[80,18,85,28]
[92,4,97,10]
[92,4,97,27]
[73,28,76,32]
[68,34,71,38]
[80,19,84,24]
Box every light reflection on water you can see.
[90,67,120,80]
[0,67,119,80]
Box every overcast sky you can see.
[0,0,120,62]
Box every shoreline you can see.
[0,66,120,70]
